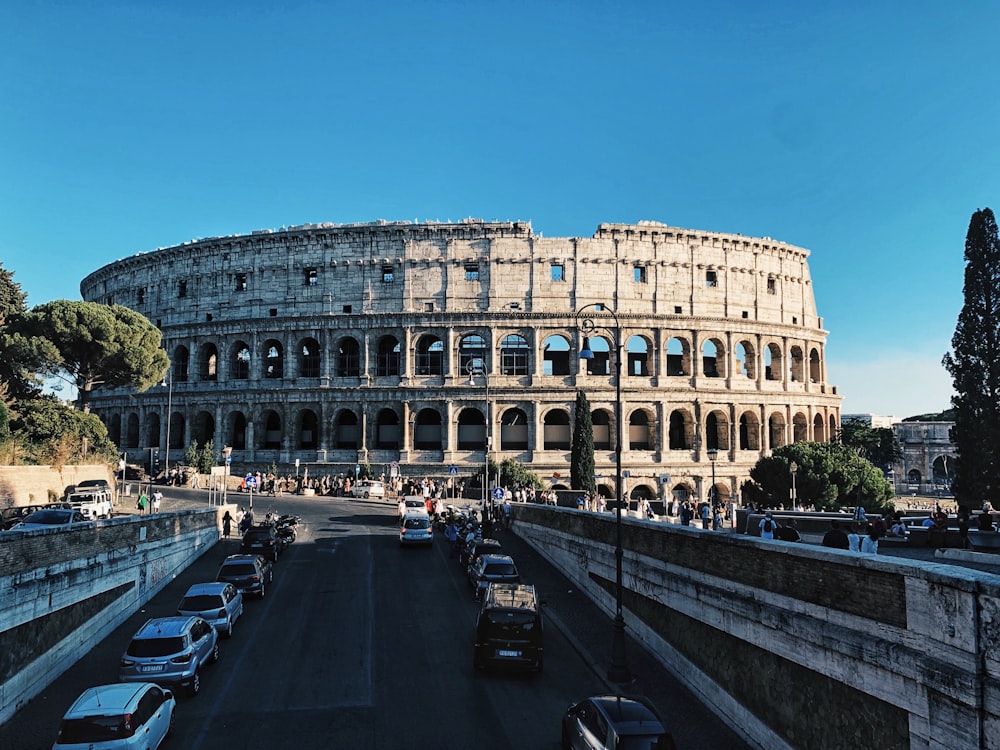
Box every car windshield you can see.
[618,735,665,750]
[404,518,430,529]
[179,595,224,610]
[220,564,256,576]
[22,509,72,524]
[245,529,272,540]
[404,500,423,508]
[484,563,518,576]
[126,636,185,657]
[58,716,126,742]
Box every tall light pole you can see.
[790,460,798,511]
[577,302,630,685]
[162,372,173,483]
[707,447,718,526]
[466,360,491,515]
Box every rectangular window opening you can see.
[633,266,647,283]
[767,278,776,294]
[424,302,434,312]
[382,266,394,283]
[342,305,352,314]
[742,311,749,319]
[178,280,188,298]
[206,313,213,322]
[305,268,319,286]
[235,273,247,291]
[137,288,145,304]
[464,264,479,281]
[705,270,718,287]
[550,264,564,282]
[673,305,682,314]
[269,308,278,317]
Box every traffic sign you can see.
[244,474,257,488]
[492,487,506,500]
[355,464,361,476]
[659,473,671,485]
[448,465,458,476]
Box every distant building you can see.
[892,421,956,497]
[841,413,897,429]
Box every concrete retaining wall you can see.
[511,504,1000,750]
[0,464,116,507]
[0,508,222,724]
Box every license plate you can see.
[139,664,165,673]
[497,650,521,658]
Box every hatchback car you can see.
[461,537,503,569]
[398,497,428,520]
[216,554,273,599]
[9,508,88,530]
[119,616,219,696]
[561,695,674,750]
[240,524,284,561]
[176,581,244,638]
[468,553,520,600]
[54,682,175,750]
[474,583,543,673]
[399,513,433,546]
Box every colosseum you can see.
[80,218,841,509]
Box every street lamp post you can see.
[577,302,630,685]
[162,373,173,483]
[790,461,798,511]
[707,448,718,520]
[466,360,491,516]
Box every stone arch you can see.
[375,408,401,449]
[263,339,284,379]
[668,409,694,450]
[705,409,730,451]
[809,347,821,383]
[626,335,651,377]
[198,343,218,381]
[231,341,251,380]
[499,407,529,450]
[670,482,695,503]
[146,413,161,448]
[107,414,122,447]
[735,340,756,379]
[582,335,611,376]
[828,414,838,440]
[542,408,571,450]
[932,455,956,485]
[297,408,319,449]
[792,412,808,443]
[333,409,359,449]
[125,413,140,449]
[457,407,486,450]
[193,411,215,447]
[813,413,827,442]
[376,335,401,377]
[628,408,652,450]
[666,336,691,377]
[768,412,786,449]
[499,333,529,376]
[173,346,190,383]
[336,336,360,377]
[415,334,444,376]
[592,409,612,450]
[458,333,487,373]
[908,469,922,484]
[764,342,783,381]
[789,345,805,383]
[298,337,321,378]
[413,407,443,450]
[260,410,282,450]
[542,334,571,376]
[227,411,248,451]
[738,410,760,450]
[702,337,726,378]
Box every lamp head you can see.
[579,337,595,360]
[707,448,718,462]
[790,461,798,473]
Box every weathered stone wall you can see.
[79,219,841,506]
[0,464,116,509]
[511,503,1000,750]
[0,508,224,724]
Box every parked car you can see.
[561,695,674,750]
[8,508,89,531]
[1,504,47,530]
[216,554,273,599]
[468,553,520,600]
[399,513,434,546]
[474,583,544,673]
[461,537,503,569]
[176,581,244,638]
[67,489,114,520]
[118,616,219,696]
[53,682,175,749]
[240,524,284,561]
[398,497,428,521]
[352,480,386,499]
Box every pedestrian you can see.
[136,491,148,515]
[759,511,776,540]
[151,490,162,514]
[700,502,711,529]
[822,520,850,549]
[222,510,233,538]
[860,524,879,554]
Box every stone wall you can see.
[0,464,116,509]
[0,508,223,724]
[511,503,1000,750]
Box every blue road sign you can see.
[355,464,361,475]
[244,475,257,488]
[492,487,506,500]
[448,465,458,475]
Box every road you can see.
[2,493,747,750]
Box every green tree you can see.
[183,442,200,469]
[570,391,596,493]
[8,300,169,413]
[839,418,903,470]
[743,442,893,512]
[0,264,37,400]
[197,439,216,474]
[10,396,118,465]
[943,208,1000,506]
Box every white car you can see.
[10,508,89,531]
[176,581,244,638]
[397,497,428,520]
[352,480,386,499]
[53,682,175,749]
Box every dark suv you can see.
[118,616,219,696]
[217,554,273,599]
[474,583,543,673]
[240,525,284,561]
[468,553,520,600]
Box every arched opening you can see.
[666,337,690,377]
[228,412,247,451]
[626,335,650,377]
[768,413,786,449]
[809,348,821,383]
[146,413,161,448]
[500,408,529,450]
[702,338,726,378]
[299,338,321,378]
[459,334,487,373]
[592,409,612,450]
[333,410,359,449]
[199,343,218,381]
[500,334,529,376]
[789,346,805,383]
[193,411,215,447]
[542,409,571,450]
[298,409,318,449]
[582,335,611,376]
[739,411,760,450]
[376,336,401,377]
[261,410,281,450]
[168,412,185,449]
[457,407,486,450]
[231,341,251,380]
[173,346,190,383]
[263,340,283,379]
[414,408,443,450]
[793,412,808,442]
[764,343,783,381]
[813,413,827,442]
[736,341,755,379]
[336,337,360,377]
[542,335,571,376]
[668,410,692,450]
[705,410,730,451]
[628,410,651,450]
[375,408,401,449]
[415,335,444,376]
[124,413,139,449]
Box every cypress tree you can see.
[943,208,1000,505]
[571,390,596,493]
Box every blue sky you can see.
[3,1,997,418]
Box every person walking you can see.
[136,491,149,515]
[759,511,776,540]
[222,510,234,538]
[151,490,162,514]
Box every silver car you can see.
[176,582,244,638]
[399,513,434,546]
[54,682,175,749]
[119,616,219,696]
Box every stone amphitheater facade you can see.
[80,219,841,507]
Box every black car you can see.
[474,583,543,673]
[561,695,674,750]
[468,553,520,600]
[216,554,273,599]
[240,524,285,561]
[462,537,503,571]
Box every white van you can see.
[352,480,385,499]
[68,489,114,520]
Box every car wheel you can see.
[268,569,274,583]
[258,584,265,600]
[364,491,370,498]
[223,619,233,639]
[209,642,220,664]
[189,670,201,696]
